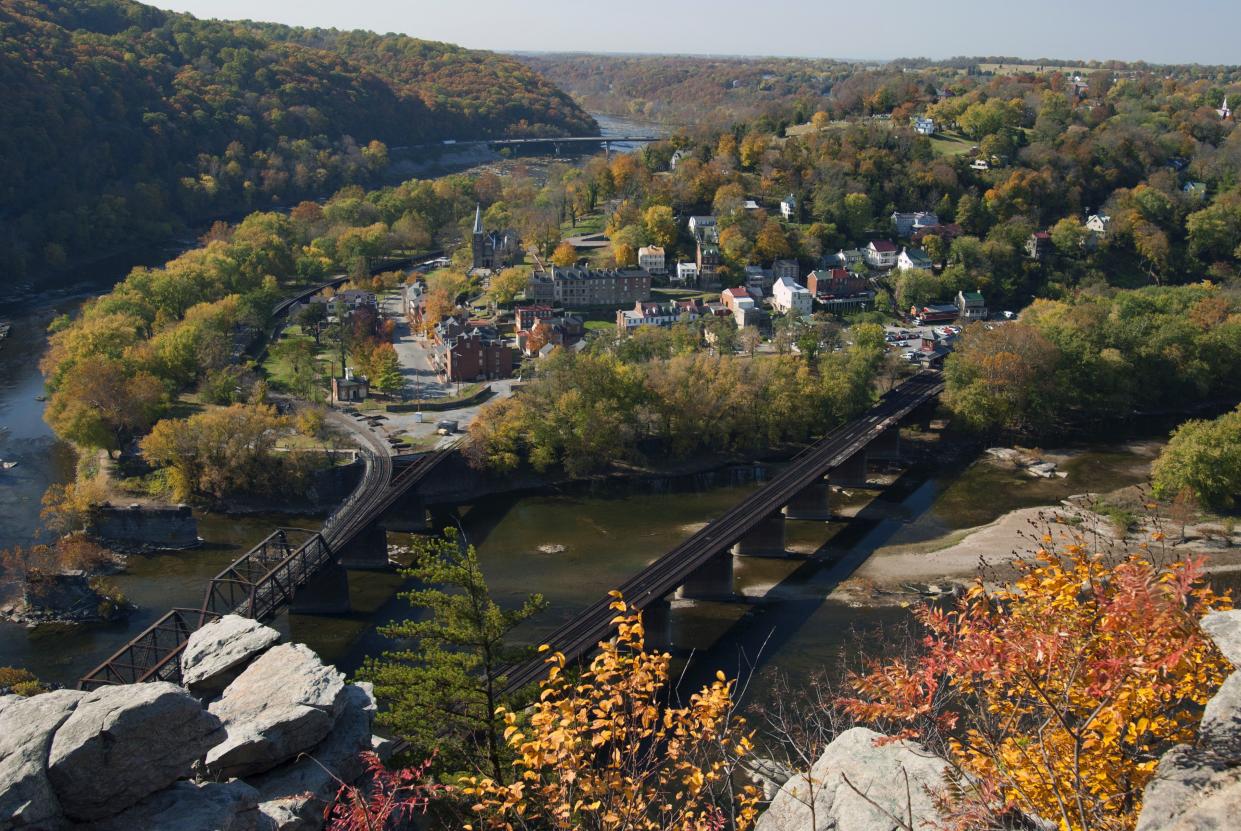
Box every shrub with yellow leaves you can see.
[464,593,761,831]
[839,533,1233,831]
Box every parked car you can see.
[435,419,459,435]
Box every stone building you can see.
[526,265,652,306]
[471,204,521,271]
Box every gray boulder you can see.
[206,643,346,778]
[0,689,84,830]
[1135,743,1241,831]
[47,682,223,821]
[88,780,261,831]
[251,683,377,831]
[755,727,950,831]
[1201,610,1241,665]
[181,615,281,696]
[1201,670,1241,754]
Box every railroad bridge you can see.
[499,371,944,694]
[393,135,661,158]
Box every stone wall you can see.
[0,616,389,831]
[87,504,199,551]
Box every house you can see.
[743,264,774,295]
[675,261,699,285]
[864,240,899,269]
[669,148,689,170]
[330,368,369,404]
[780,193,798,221]
[1085,213,1111,248]
[638,245,666,275]
[1219,97,1232,120]
[514,305,555,333]
[806,268,873,313]
[896,247,934,272]
[471,204,521,271]
[526,265,652,306]
[912,223,963,245]
[970,158,990,171]
[911,304,959,325]
[696,241,721,289]
[615,299,705,332]
[771,275,813,316]
[1183,181,1208,198]
[772,258,799,282]
[891,211,940,238]
[828,248,868,272]
[913,116,936,136]
[721,286,755,314]
[1026,231,1053,260]
[444,330,514,381]
[956,290,988,321]
[743,199,761,211]
[688,216,717,241]
[518,315,584,355]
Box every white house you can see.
[780,193,798,220]
[675,261,699,284]
[896,247,934,272]
[669,148,689,170]
[771,274,813,316]
[913,116,936,135]
[865,240,899,269]
[638,245,666,275]
[688,216,717,240]
[1086,214,1111,236]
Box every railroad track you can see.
[499,372,943,694]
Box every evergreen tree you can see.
[358,529,546,781]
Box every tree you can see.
[295,302,328,344]
[1051,216,1089,255]
[642,205,677,249]
[841,536,1231,831]
[488,267,528,305]
[1152,406,1241,510]
[841,192,872,238]
[44,356,166,453]
[464,594,761,831]
[612,242,637,268]
[359,529,546,782]
[550,241,578,268]
[943,322,1063,434]
[369,343,404,395]
[755,218,793,261]
[894,268,941,312]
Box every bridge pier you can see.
[641,595,673,653]
[732,511,787,558]
[379,494,428,533]
[869,427,902,462]
[676,551,735,600]
[830,449,870,489]
[783,480,833,521]
[290,560,351,615]
[337,523,390,570]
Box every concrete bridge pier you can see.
[290,560,351,615]
[336,523,390,570]
[830,449,870,489]
[869,427,902,462]
[731,511,787,558]
[641,595,673,653]
[676,550,735,600]
[783,480,833,521]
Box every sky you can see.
[151,1,1240,66]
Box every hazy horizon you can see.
[150,1,1241,67]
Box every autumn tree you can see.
[464,595,760,831]
[1152,406,1241,510]
[488,267,529,304]
[550,241,578,268]
[642,205,677,249]
[44,356,166,453]
[368,343,404,394]
[755,218,792,261]
[841,535,1232,831]
[358,529,546,782]
[943,322,1063,434]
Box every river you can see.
[0,111,1175,699]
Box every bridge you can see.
[499,371,944,694]
[392,135,661,158]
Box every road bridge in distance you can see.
[499,371,944,695]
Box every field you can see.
[929,130,975,157]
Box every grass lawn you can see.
[929,131,975,157]
[652,287,717,301]
[395,434,442,452]
[583,320,614,332]
[561,214,605,237]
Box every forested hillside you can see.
[0,0,595,281]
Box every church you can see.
[471,204,522,271]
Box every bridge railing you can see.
[247,533,335,620]
[202,528,305,617]
[79,608,221,690]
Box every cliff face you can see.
[0,616,387,831]
[755,611,1241,831]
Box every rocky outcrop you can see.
[1136,609,1241,831]
[0,690,84,829]
[47,682,224,821]
[0,631,382,831]
[181,615,281,696]
[0,571,132,625]
[206,643,347,778]
[755,727,951,831]
[90,781,261,831]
